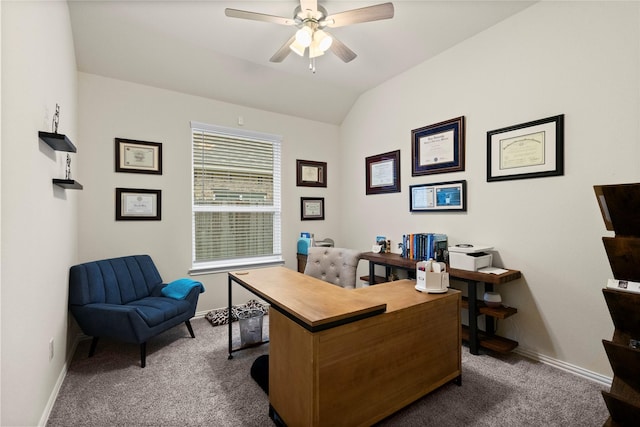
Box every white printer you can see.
[448,244,493,271]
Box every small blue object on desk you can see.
[297,237,311,255]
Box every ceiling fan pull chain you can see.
[309,58,316,73]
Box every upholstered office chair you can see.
[303,247,362,289]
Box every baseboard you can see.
[38,333,83,426]
[514,346,612,387]
[194,309,208,319]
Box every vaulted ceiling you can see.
[68,1,535,125]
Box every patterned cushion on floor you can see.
[205,299,269,326]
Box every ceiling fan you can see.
[225,0,394,72]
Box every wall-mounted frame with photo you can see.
[296,159,327,187]
[115,138,163,175]
[487,114,564,182]
[365,149,401,195]
[411,116,465,176]
[409,180,467,212]
[301,197,325,220]
[116,188,162,221]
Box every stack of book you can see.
[401,233,447,262]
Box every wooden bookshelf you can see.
[595,183,640,426]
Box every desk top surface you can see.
[230,267,386,329]
[229,267,458,330]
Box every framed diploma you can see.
[300,197,325,220]
[115,188,162,220]
[115,138,163,174]
[487,114,564,182]
[411,117,465,176]
[365,150,401,195]
[409,180,467,212]
[296,159,327,187]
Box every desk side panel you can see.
[316,292,461,427]
[269,308,316,426]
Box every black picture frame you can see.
[296,159,327,187]
[115,138,163,175]
[300,197,325,221]
[411,117,465,176]
[487,114,564,182]
[409,180,467,212]
[365,150,401,195]
[115,188,162,221]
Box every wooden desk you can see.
[360,251,521,355]
[228,267,461,427]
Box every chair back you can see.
[69,255,162,306]
[304,247,362,289]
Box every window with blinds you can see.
[190,121,282,273]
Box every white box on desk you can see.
[449,251,492,271]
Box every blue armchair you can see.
[68,255,204,367]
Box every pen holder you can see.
[416,261,450,293]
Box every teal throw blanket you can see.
[161,278,205,300]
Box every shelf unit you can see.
[38,131,82,190]
[595,183,640,426]
[308,251,521,355]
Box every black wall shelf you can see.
[39,131,83,190]
[38,131,77,152]
[53,179,83,190]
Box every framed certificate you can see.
[409,180,467,212]
[487,115,564,182]
[411,117,465,176]
[115,138,163,174]
[301,197,325,220]
[365,150,401,195]
[116,188,161,220]
[296,159,327,187]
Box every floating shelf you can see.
[38,131,77,152]
[53,179,83,190]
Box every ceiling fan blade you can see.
[323,2,394,28]
[328,34,357,63]
[225,8,295,26]
[299,0,318,14]
[270,35,296,63]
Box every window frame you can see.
[189,121,283,274]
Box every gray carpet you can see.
[47,317,609,426]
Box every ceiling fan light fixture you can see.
[295,25,313,47]
[289,39,306,56]
[314,30,332,52]
[309,43,324,59]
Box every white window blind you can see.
[190,121,282,273]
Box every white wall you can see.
[1,1,78,425]
[340,1,640,377]
[2,1,637,424]
[76,73,341,313]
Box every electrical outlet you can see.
[49,338,54,361]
